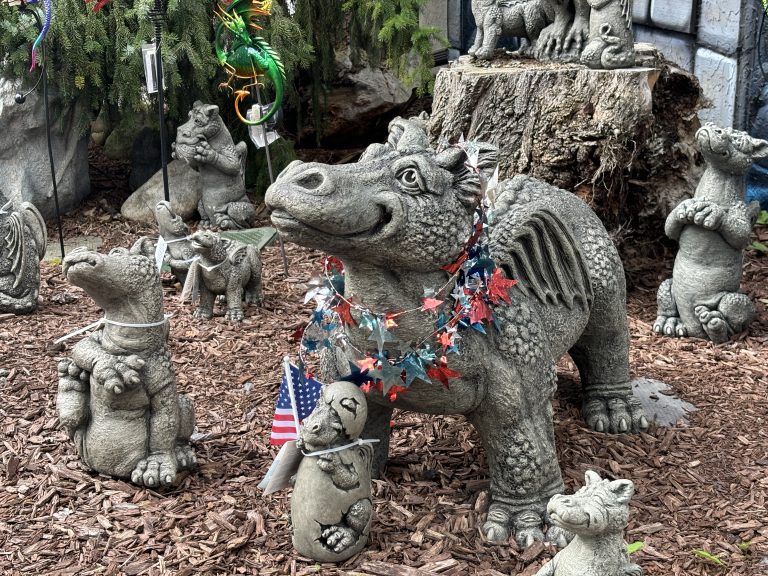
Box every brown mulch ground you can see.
[2,168,768,575]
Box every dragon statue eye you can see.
[396,167,423,192]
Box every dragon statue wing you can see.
[490,208,593,310]
[5,202,47,289]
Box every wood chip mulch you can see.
[1,196,767,576]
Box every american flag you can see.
[270,361,323,445]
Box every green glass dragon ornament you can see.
[214,0,285,126]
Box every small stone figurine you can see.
[654,124,767,343]
[57,242,196,487]
[536,471,642,576]
[154,201,194,285]
[580,0,635,70]
[184,230,262,321]
[292,381,374,562]
[0,200,47,314]
[172,101,256,230]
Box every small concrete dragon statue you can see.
[172,101,256,230]
[0,200,47,314]
[536,470,642,576]
[154,201,195,285]
[469,0,634,69]
[56,242,196,487]
[292,381,374,562]
[184,230,262,321]
[654,124,767,343]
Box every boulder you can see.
[0,78,91,219]
[121,159,201,223]
[300,49,412,145]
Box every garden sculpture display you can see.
[469,0,634,69]
[56,242,196,487]
[535,470,642,576]
[654,124,767,343]
[0,201,47,314]
[214,0,285,126]
[172,101,256,230]
[266,115,648,547]
[184,230,262,321]
[154,200,194,285]
[292,381,374,562]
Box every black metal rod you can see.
[23,3,65,258]
[254,85,289,275]
[42,40,65,259]
[152,1,170,203]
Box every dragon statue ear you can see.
[202,104,220,119]
[436,142,499,209]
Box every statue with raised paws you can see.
[292,381,374,562]
[172,101,256,230]
[57,242,196,487]
[654,124,766,343]
[536,470,642,576]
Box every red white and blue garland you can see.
[294,141,516,401]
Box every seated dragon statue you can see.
[0,200,47,314]
[172,101,256,230]
[57,242,196,487]
[266,115,648,548]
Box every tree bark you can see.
[429,48,704,232]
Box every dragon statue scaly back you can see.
[214,0,285,126]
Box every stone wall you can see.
[629,1,761,129]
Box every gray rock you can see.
[129,127,164,191]
[172,102,256,230]
[0,201,47,313]
[303,51,411,144]
[184,230,262,322]
[292,381,373,562]
[120,159,201,223]
[0,78,90,219]
[654,124,766,343]
[266,115,648,548]
[535,470,642,576]
[57,241,196,487]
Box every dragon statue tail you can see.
[235,37,285,126]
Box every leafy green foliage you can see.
[750,240,768,254]
[626,541,644,555]
[1,0,442,133]
[344,0,447,94]
[757,210,768,225]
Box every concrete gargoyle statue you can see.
[266,115,647,547]
[57,242,196,487]
[654,124,767,343]
[0,200,47,314]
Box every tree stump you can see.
[429,48,704,231]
